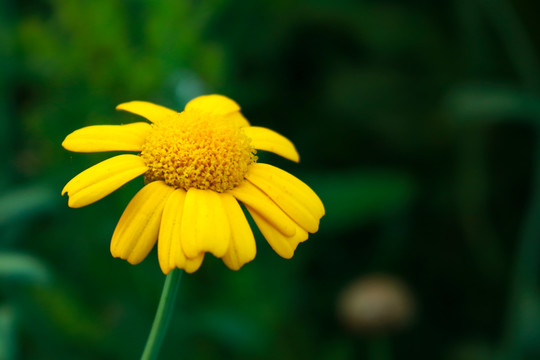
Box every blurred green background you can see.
[2,0,540,359]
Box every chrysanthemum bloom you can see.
[62,95,324,274]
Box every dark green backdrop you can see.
[2,0,540,359]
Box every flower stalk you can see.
[141,269,183,360]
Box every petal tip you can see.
[67,197,82,208]
[61,137,78,152]
[224,262,242,271]
[115,102,131,111]
[110,246,120,259]
[126,253,144,265]
[160,265,172,275]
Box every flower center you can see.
[140,111,257,192]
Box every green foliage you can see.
[313,170,415,232]
[0,253,50,285]
[0,185,58,227]
[446,83,540,123]
[0,306,16,360]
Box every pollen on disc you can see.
[140,111,257,192]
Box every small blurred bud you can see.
[336,274,414,334]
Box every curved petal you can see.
[180,253,205,274]
[247,208,308,259]
[158,189,205,274]
[246,164,322,233]
[185,94,240,115]
[229,180,296,237]
[221,193,256,270]
[62,154,148,208]
[158,189,186,274]
[181,189,231,258]
[111,181,174,265]
[243,127,299,162]
[116,101,178,123]
[185,94,250,127]
[250,163,324,218]
[223,111,250,127]
[62,122,152,153]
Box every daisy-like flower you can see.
[62,95,324,274]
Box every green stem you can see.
[141,269,183,360]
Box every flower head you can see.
[62,95,324,273]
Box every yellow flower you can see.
[62,95,324,274]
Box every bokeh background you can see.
[2,0,540,359]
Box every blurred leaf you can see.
[0,253,51,285]
[0,185,58,227]
[445,83,540,123]
[0,306,16,360]
[310,170,415,232]
[510,291,540,356]
[29,285,105,346]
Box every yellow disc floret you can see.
[140,110,257,192]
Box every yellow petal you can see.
[62,154,148,208]
[181,189,231,258]
[158,189,205,274]
[246,164,322,233]
[221,193,256,270]
[181,253,205,274]
[62,122,151,153]
[243,126,299,162]
[116,101,178,123]
[111,181,174,265]
[223,111,250,127]
[229,180,296,237]
[247,208,308,259]
[184,94,241,115]
[250,163,324,218]
[158,189,187,274]
[184,95,250,126]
